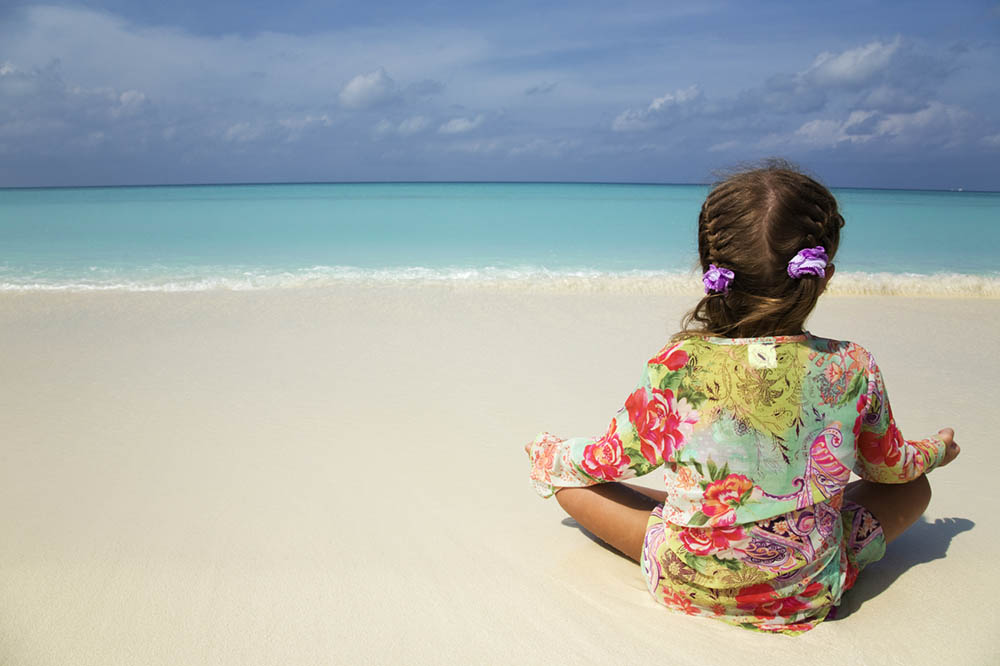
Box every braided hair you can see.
[678,160,845,339]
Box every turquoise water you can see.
[0,183,997,293]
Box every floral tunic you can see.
[526,332,946,634]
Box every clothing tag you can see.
[748,342,777,369]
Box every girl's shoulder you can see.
[651,332,876,368]
[799,334,877,367]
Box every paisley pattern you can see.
[527,332,947,634]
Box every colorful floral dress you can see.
[526,332,947,634]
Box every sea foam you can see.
[1,266,998,297]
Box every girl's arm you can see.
[525,418,645,499]
[852,354,950,483]
[526,348,697,498]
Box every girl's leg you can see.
[844,475,931,544]
[621,482,669,504]
[557,476,930,560]
[555,483,661,562]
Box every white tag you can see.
[748,342,777,369]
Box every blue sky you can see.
[1,1,998,189]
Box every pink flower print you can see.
[736,581,824,620]
[823,362,844,385]
[624,387,698,465]
[852,393,868,439]
[662,588,701,616]
[677,525,750,558]
[580,419,631,480]
[701,474,755,526]
[858,415,903,468]
[675,465,697,491]
[900,437,940,479]
[649,343,689,371]
[528,434,563,484]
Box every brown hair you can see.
[677,159,845,339]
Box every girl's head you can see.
[679,160,845,339]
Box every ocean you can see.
[1,182,997,295]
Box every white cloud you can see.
[111,90,146,118]
[373,115,431,137]
[875,101,968,141]
[2,6,488,109]
[372,119,393,136]
[730,37,912,120]
[397,115,430,135]
[278,114,332,141]
[983,133,1000,148]
[649,86,700,111]
[438,114,485,134]
[444,138,501,153]
[339,68,398,109]
[223,122,262,143]
[707,139,740,153]
[781,102,969,149]
[858,85,926,114]
[0,58,159,152]
[805,37,902,87]
[279,114,332,130]
[793,111,878,147]
[612,85,701,131]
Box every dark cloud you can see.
[406,79,446,97]
[842,112,881,136]
[737,73,828,115]
[524,82,556,96]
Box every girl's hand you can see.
[938,428,961,467]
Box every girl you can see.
[524,162,960,634]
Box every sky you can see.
[1,1,999,189]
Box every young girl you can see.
[524,163,961,634]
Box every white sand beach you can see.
[1,286,996,665]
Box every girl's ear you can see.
[821,264,836,292]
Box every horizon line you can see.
[0,180,995,195]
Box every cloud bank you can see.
[0,3,997,189]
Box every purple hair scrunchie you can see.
[787,246,828,279]
[702,264,735,294]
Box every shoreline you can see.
[1,269,999,297]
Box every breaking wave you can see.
[1,266,998,297]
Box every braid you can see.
[796,182,843,259]
[699,182,749,269]
[699,201,728,268]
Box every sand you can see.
[1,286,996,665]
